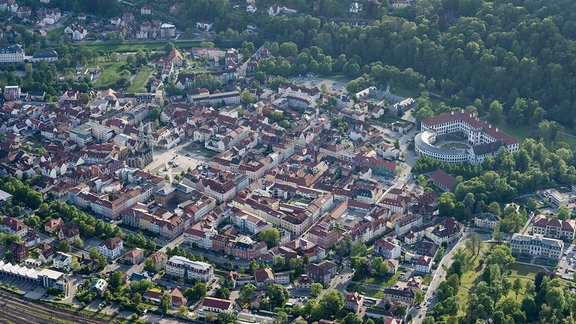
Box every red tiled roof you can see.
[430,169,458,191]
[202,297,232,310]
[423,110,518,145]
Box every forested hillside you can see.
[255,0,576,127]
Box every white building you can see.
[53,252,72,271]
[374,239,401,260]
[201,297,233,314]
[0,45,25,63]
[98,237,124,260]
[166,256,214,282]
[475,212,500,230]
[415,110,519,164]
[510,233,564,259]
[416,256,432,273]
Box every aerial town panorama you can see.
[0,0,576,323]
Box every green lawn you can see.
[499,263,541,302]
[346,283,383,298]
[509,263,543,279]
[325,74,352,83]
[360,274,398,287]
[94,62,128,88]
[128,69,152,93]
[481,116,576,148]
[68,41,204,53]
[455,246,488,317]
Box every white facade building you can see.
[510,233,564,259]
[0,45,25,63]
[166,256,214,282]
[415,110,519,164]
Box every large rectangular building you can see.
[416,110,519,165]
[166,256,214,282]
[0,45,25,63]
[510,233,564,259]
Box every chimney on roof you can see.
[496,128,499,132]
[451,111,454,115]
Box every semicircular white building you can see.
[414,110,519,164]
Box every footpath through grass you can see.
[455,249,485,317]
[94,62,128,88]
[128,69,152,93]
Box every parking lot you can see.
[557,244,576,280]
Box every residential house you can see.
[306,225,339,249]
[143,289,164,304]
[148,251,167,271]
[394,214,422,237]
[44,218,64,233]
[124,248,145,265]
[296,274,314,289]
[386,259,399,274]
[170,288,187,306]
[344,292,364,313]
[254,267,275,289]
[384,288,415,306]
[475,212,500,230]
[36,242,56,264]
[57,222,80,243]
[374,239,401,260]
[305,260,337,285]
[53,252,73,271]
[91,278,108,296]
[201,297,233,314]
[9,242,29,262]
[98,237,124,260]
[0,217,28,237]
[416,256,432,273]
[426,219,464,245]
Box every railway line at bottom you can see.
[0,290,108,324]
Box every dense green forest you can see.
[253,0,576,128]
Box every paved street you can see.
[410,230,491,323]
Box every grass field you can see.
[500,263,541,302]
[128,69,152,93]
[94,62,128,88]
[455,245,490,317]
[360,274,398,287]
[69,41,204,53]
[480,116,576,147]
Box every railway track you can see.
[0,290,109,324]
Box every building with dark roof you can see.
[305,260,337,284]
[475,212,500,230]
[32,50,58,62]
[0,44,25,63]
[510,233,564,259]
